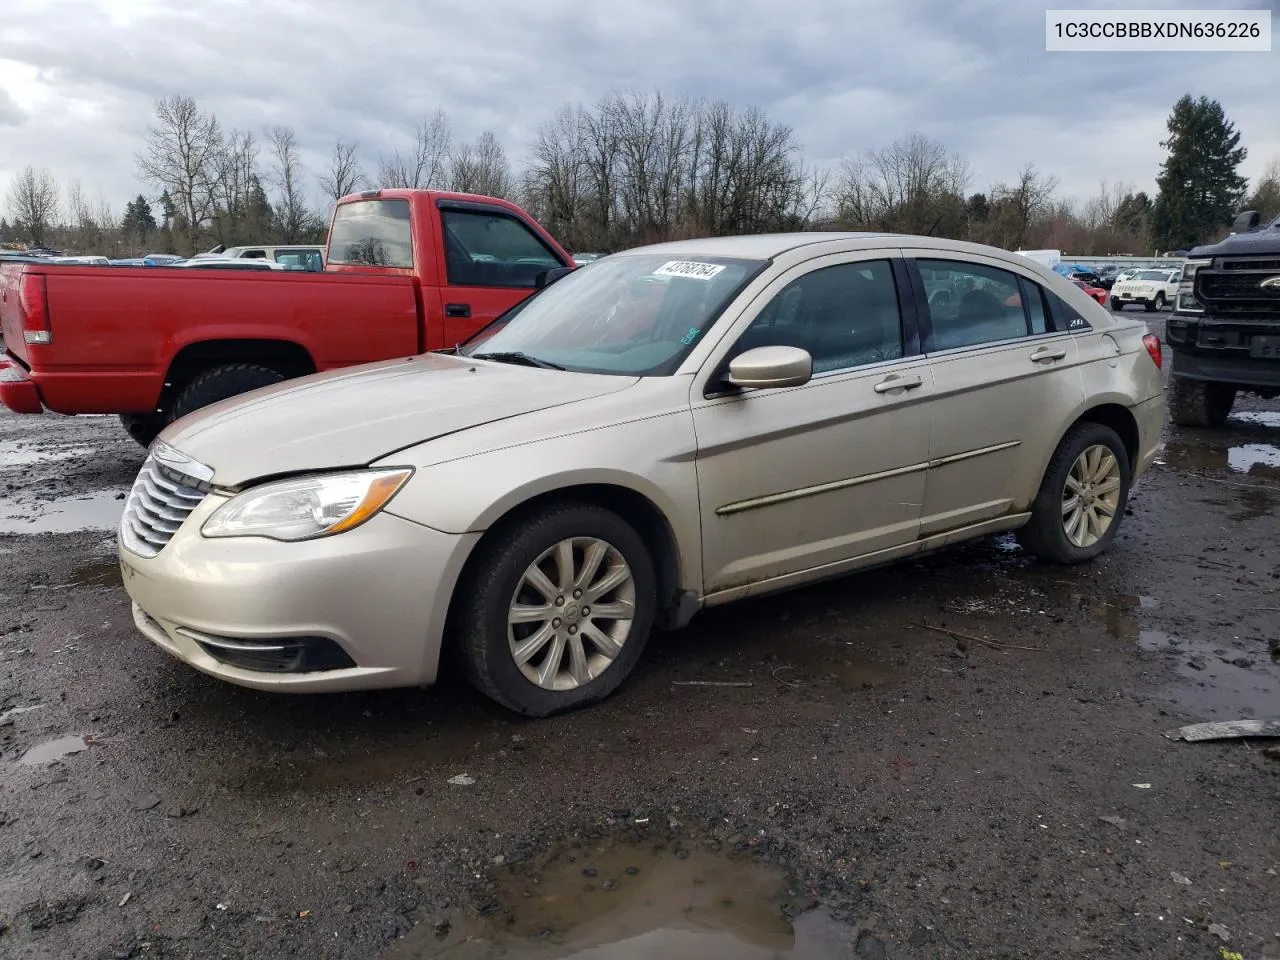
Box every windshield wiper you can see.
[469,351,565,371]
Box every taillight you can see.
[19,274,51,345]
[1143,333,1162,369]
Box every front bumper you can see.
[1170,346,1280,390]
[118,499,480,693]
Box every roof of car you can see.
[612,232,1037,262]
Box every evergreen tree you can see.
[1113,191,1152,233]
[1151,95,1248,250]
[158,190,177,230]
[121,195,157,242]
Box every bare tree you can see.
[213,129,260,244]
[136,95,224,254]
[5,165,60,244]
[986,164,1060,250]
[447,130,512,197]
[266,125,313,242]
[378,111,451,189]
[319,139,366,203]
[834,133,969,235]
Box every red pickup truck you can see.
[0,190,573,445]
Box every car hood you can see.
[158,353,639,487]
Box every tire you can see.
[1110,298,1124,311]
[454,501,657,717]
[119,414,166,449]
[1166,374,1235,428]
[169,363,286,423]
[1016,422,1131,565]
[1153,293,1166,311]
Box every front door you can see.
[437,206,567,347]
[692,253,932,595]
[905,251,1088,535]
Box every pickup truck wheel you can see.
[1167,374,1235,427]
[1016,422,1131,565]
[119,414,166,449]
[170,364,286,422]
[454,502,656,717]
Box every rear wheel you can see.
[1016,422,1131,565]
[1167,374,1235,427]
[1110,298,1124,311]
[169,363,286,423]
[454,502,656,717]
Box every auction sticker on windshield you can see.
[653,261,726,280]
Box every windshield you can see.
[459,254,767,375]
[1135,270,1170,281]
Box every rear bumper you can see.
[0,357,44,413]
[1171,347,1280,390]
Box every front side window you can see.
[327,199,413,267]
[918,260,1029,350]
[459,254,765,375]
[733,260,904,374]
[274,249,324,272]
[441,210,563,288]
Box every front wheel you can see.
[1016,422,1131,565]
[169,363,286,422]
[454,502,657,717]
[1153,293,1166,311]
[1110,299,1125,311]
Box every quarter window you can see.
[441,210,563,288]
[734,260,904,374]
[918,260,1029,350]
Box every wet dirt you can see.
[1,370,1279,960]
[0,439,97,467]
[395,835,850,959]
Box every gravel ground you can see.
[2,318,1278,959]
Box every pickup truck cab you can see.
[1,190,572,445]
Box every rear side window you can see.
[917,260,1029,350]
[328,199,413,267]
[1045,290,1093,332]
[1017,276,1049,334]
[441,210,563,288]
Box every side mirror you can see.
[535,266,574,289]
[726,345,813,390]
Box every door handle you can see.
[1030,345,1067,363]
[445,303,471,318]
[873,374,923,394]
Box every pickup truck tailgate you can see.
[0,263,34,366]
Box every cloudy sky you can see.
[0,0,1277,219]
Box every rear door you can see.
[435,201,569,348]
[904,250,1087,536]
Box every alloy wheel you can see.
[1062,444,1122,548]
[507,537,636,691]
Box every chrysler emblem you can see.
[1261,276,1280,290]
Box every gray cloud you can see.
[0,0,1276,213]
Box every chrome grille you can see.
[120,455,209,558]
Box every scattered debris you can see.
[1164,719,1280,742]
[298,909,312,919]
[1132,783,1152,789]
[447,774,476,786]
[1208,921,1231,942]
[1098,815,1127,829]
[1170,872,1191,885]
[915,622,1045,652]
[118,892,131,907]
[127,793,161,812]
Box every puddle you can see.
[0,490,124,534]
[66,560,123,588]
[395,836,849,959]
[1161,440,1280,477]
[1229,410,1280,428]
[0,703,45,724]
[19,735,88,765]
[0,440,96,468]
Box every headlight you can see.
[201,468,412,541]
[1176,258,1210,313]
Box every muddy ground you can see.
[2,320,1279,959]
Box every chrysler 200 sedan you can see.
[117,233,1166,717]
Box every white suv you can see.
[1110,269,1179,312]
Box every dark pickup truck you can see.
[1165,210,1280,426]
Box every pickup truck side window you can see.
[328,199,413,267]
[441,210,563,288]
